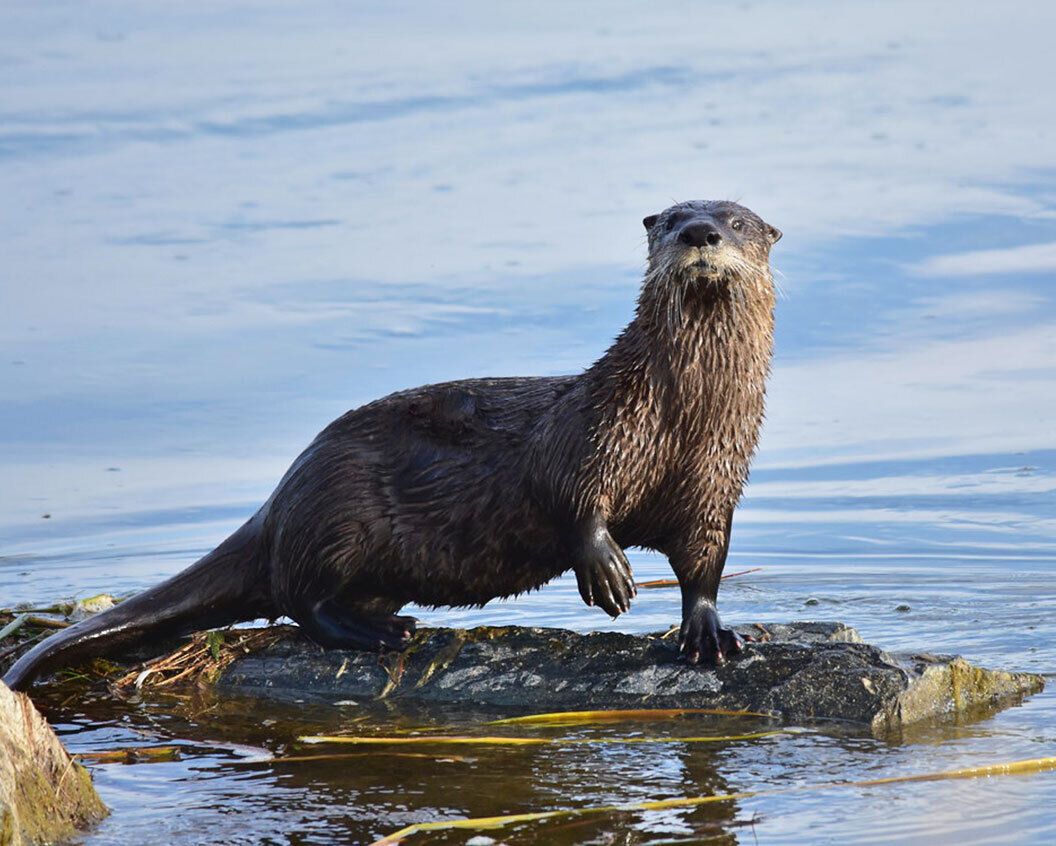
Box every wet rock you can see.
[214,622,1044,736]
[0,682,106,846]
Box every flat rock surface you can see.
[216,622,1044,736]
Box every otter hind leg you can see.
[297,598,417,652]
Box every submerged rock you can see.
[212,622,1044,736]
[0,682,106,846]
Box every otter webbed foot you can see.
[573,521,636,617]
[679,598,749,667]
[300,600,417,652]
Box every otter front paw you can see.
[680,599,748,667]
[574,532,636,618]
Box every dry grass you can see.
[112,627,293,692]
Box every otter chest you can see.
[608,349,768,525]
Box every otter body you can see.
[268,376,578,617]
[5,200,781,690]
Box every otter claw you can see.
[679,599,744,668]
[574,527,635,617]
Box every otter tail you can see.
[3,513,274,691]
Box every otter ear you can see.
[766,225,782,244]
[642,214,660,231]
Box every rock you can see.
[212,622,1044,736]
[0,682,106,846]
[69,594,119,621]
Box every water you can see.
[2,1,1055,843]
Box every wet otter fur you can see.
[5,200,781,690]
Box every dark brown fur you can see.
[5,199,781,689]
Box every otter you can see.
[4,200,781,691]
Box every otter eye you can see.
[730,219,743,231]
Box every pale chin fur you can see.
[644,246,756,335]
[673,248,742,285]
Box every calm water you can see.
[2,2,1056,844]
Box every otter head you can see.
[642,200,781,289]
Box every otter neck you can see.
[590,274,774,408]
[581,271,775,520]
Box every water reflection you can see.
[44,691,761,844]
[38,675,1056,845]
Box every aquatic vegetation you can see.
[298,732,783,746]
[636,567,761,589]
[75,746,182,765]
[485,707,774,726]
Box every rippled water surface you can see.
[2,2,1055,844]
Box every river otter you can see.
[4,199,781,690]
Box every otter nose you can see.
[679,223,722,248]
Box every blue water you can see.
[1,2,1055,844]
